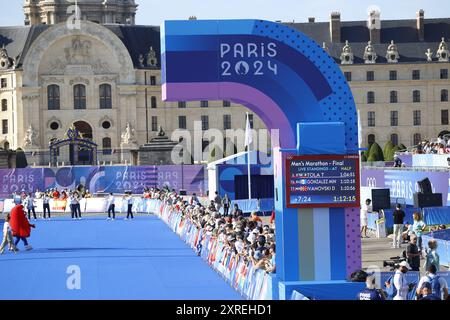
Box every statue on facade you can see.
[340,40,354,65]
[158,126,165,137]
[425,48,433,62]
[121,122,137,145]
[0,44,13,70]
[436,37,449,62]
[23,125,38,148]
[363,41,377,64]
[138,54,145,67]
[147,46,158,67]
[386,40,399,63]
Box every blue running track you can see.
[0,216,242,300]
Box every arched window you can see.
[413,90,421,103]
[102,137,112,155]
[99,84,112,109]
[368,134,375,146]
[390,91,398,103]
[390,133,399,146]
[413,133,422,146]
[48,85,60,110]
[74,84,86,109]
[1,99,7,111]
[441,89,448,102]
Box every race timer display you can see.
[286,155,360,208]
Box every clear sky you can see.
[1,0,449,27]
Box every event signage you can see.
[286,155,360,208]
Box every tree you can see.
[361,153,368,162]
[383,141,394,160]
[15,148,28,168]
[387,145,402,161]
[398,144,407,151]
[367,142,384,162]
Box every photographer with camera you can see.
[393,261,411,300]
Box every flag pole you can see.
[246,113,252,200]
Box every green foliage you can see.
[398,144,407,151]
[361,153,368,162]
[368,142,384,161]
[386,145,402,161]
[15,148,28,168]
[383,141,394,160]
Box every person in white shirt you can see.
[42,193,51,219]
[393,261,411,300]
[124,193,134,220]
[0,214,18,254]
[416,264,449,300]
[360,199,372,238]
[69,193,79,220]
[107,193,116,220]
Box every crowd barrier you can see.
[1,197,157,216]
[229,199,274,214]
[147,199,274,300]
[368,207,450,232]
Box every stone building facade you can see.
[0,1,449,165]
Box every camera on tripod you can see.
[383,256,406,271]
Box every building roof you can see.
[288,18,450,64]
[0,17,449,69]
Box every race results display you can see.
[286,155,360,208]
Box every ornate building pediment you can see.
[69,77,90,85]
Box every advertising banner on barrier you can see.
[0,165,207,198]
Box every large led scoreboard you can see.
[286,155,360,208]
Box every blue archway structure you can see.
[162,20,363,299]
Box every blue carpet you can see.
[0,216,243,300]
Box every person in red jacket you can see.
[10,199,36,251]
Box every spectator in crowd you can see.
[412,212,426,254]
[52,188,60,199]
[149,188,276,274]
[360,199,372,238]
[418,282,440,300]
[393,155,402,167]
[0,214,18,254]
[424,239,440,275]
[393,261,411,300]
[416,264,448,300]
[42,192,51,220]
[232,204,243,218]
[84,190,92,198]
[222,194,231,216]
[106,193,116,221]
[250,212,263,227]
[401,222,413,244]
[214,192,222,213]
[357,274,386,300]
[392,204,405,249]
[406,234,421,271]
